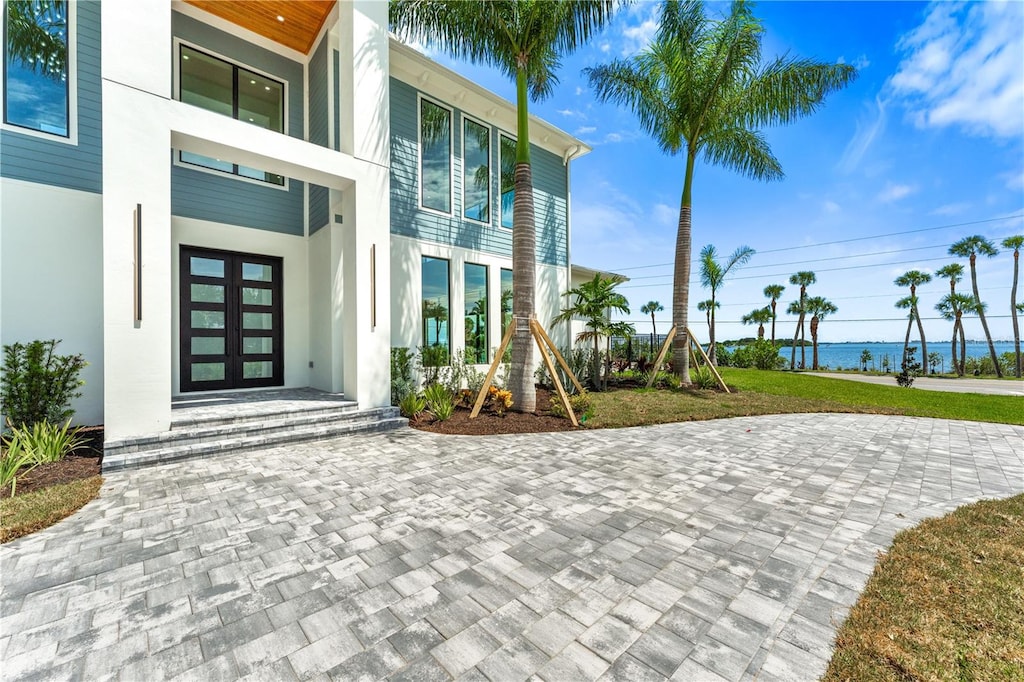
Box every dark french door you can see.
[180,246,283,392]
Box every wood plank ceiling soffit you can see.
[183,1,335,54]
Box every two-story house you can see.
[0,0,588,466]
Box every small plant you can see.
[2,340,87,428]
[418,344,449,386]
[4,420,86,464]
[488,386,513,416]
[398,392,426,419]
[549,390,591,421]
[897,346,921,388]
[691,365,718,389]
[423,383,455,421]
[390,348,416,406]
[0,440,37,498]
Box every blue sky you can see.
[408,0,1024,344]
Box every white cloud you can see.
[929,202,971,216]
[600,42,611,54]
[888,1,1024,138]
[822,200,841,214]
[651,203,675,227]
[605,132,623,143]
[575,86,585,96]
[877,183,915,203]
[620,3,660,55]
[838,96,887,173]
[1001,169,1024,191]
[575,126,597,136]
[557,108,581,118]
[838,54,871,70]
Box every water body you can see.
[787,341,1018,372]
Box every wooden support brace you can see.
[686,326,730,393]
[531,321,586,395]
[532,322,578,427]
[646,325,678,388]
[470,321,515,419]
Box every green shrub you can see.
[2,340,87,428]
[418,344,449,386]
[4,420,86,464]
[691,365,718,389]
[549,390,593,421]
[0,439,37,497]
[398,392,426,419]
[423,383,455,421]
[390,348,416,406]
[731,338,785,370]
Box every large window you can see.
[463,119,490,223]
[500,268,513,338]
[420,98,451,213]
[464,263,488,363]
[178,44,285,185]
[3,0,69,137]
[499,134,516,229]
[422,256,450,363]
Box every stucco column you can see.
[100,0,173,439]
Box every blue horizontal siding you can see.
[0,0,102,193]
[389,77,568,267]
[170,11,305,235]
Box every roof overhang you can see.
[389,39,591,163]
[571,265,630,283]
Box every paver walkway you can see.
[805,372,1024,396]
[2,414,1022,681]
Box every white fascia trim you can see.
[0,0,78,146]
[416,92,455,219]
[460,113,492,227]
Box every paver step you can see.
[102,414,408,471]
[105,405,398,454]
[168,399,361,428]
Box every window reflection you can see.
[500,135,516,228]
[422,256,450,363]
[420,99,451,213]
[501,268,513,337]
[464,263,488,363]
[3,0,69,136]
[463,120,490,222]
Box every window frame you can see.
[498,132,517,230]
[421,255,452,362]
[461,115,492,226]
[416,93,454,217]
[1,0,77,145]
[464,262,489,364]
[172,38,289,189]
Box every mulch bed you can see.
[411,387,581,435]
[1,426,103,499]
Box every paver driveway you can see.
[2,414,1022,681]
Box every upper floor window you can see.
[419,97,451,213]
[178,44,285,186]
[3,0,69,137]
[463,118,490,223]
[499,134,516,229]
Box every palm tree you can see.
[697,299,719,334]
[585,0,855,384]
[551,273,632,390]
[5,1,67,82]
[640,300,664,356]
[788,271,816,369]
[895,295,918,372]
[741,307,772,339]
[935,263,964,296]
[949,236,1001,377]
[859,349,873,372]
[699,244,754,365]
[936,292,977,377]
[1002,235,1023,378]
[763,284,785,345]
[805,296,837,370]
[893,270,932,375]
[391,0,616,411]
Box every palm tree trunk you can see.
[951,318,961,377]
[770,301,776,345]
[672,153,695,386]
[790,317,800,370]
[709,296,717,366]
[810,316,819,370]
[1011,249,1021,378]
[509,69,537,411]
[970,254,1003,377]
[593,330,601,391]
[913,303,929,375]
[758,324,764,339]
[903,316,913,368]
[957,316,966,376]
[800,316,807,369]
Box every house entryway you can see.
[179,246,284,392]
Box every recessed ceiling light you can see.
[183,54,189,60]
[248,118,254,122]
[276,15,284,22]
[250,79,256,85]
[264,86,271,91]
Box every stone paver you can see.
[1,414,1021,681]
[808,372,1024,396]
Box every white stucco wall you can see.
[171,217,311,396]
[0,178,104,425]
[390,235,571,373]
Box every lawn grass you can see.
[1,476,102,543]
[720,368,1023,425]
[823,494,1024,681]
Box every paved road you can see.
[807,372,1024,396]
[2,415,1022,681]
